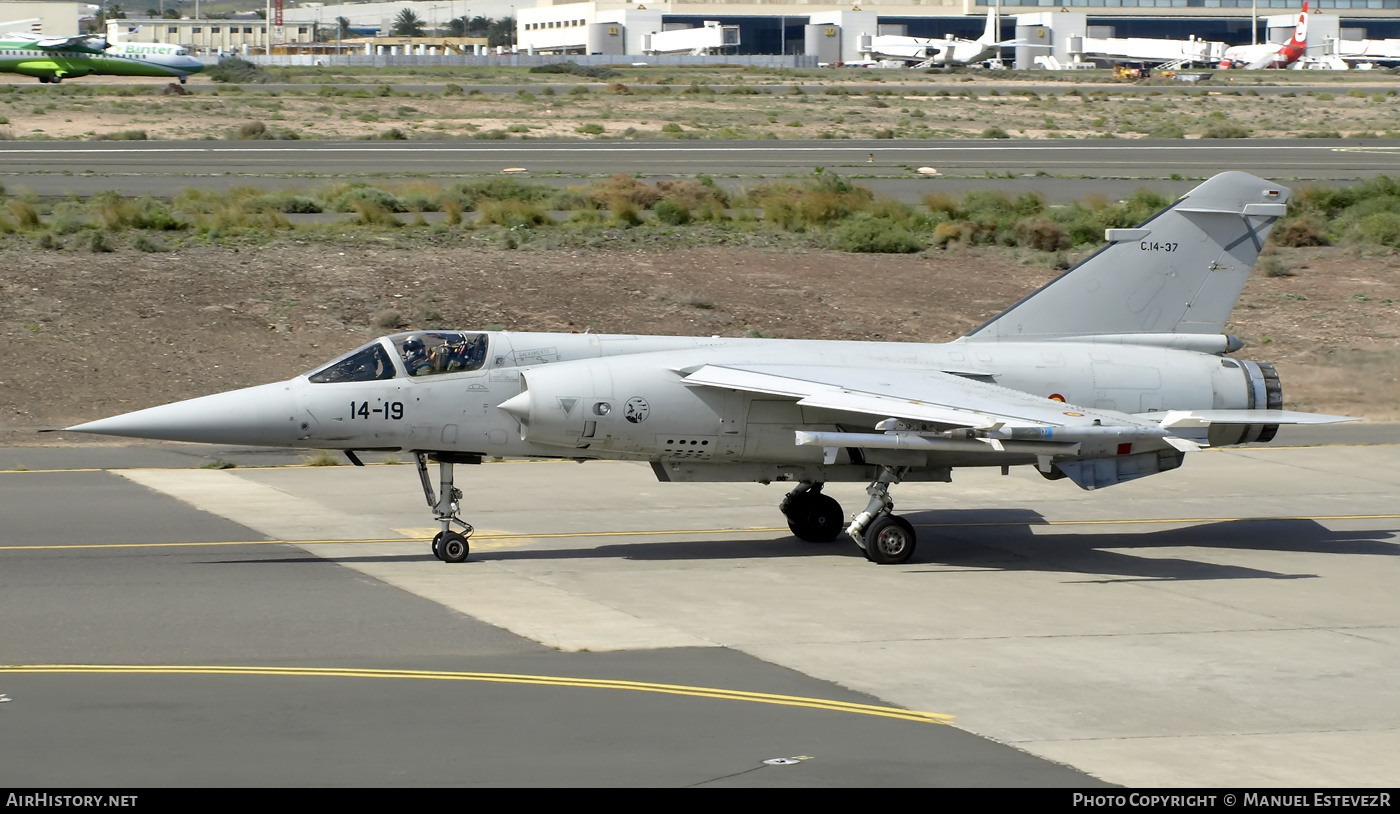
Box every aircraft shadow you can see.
[209,510,1398,582]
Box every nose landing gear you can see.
[416,452,479,563]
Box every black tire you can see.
[439,531,470,563]
[431,531,445,561]
[786,493,845,543]
[864,515,916,565]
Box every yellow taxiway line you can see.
[0,664,953,725]
[1,514,1397,553]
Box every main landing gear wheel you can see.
[863,515,916,565]
[785,492,845,543]
[438,531,470,563]
[847,465,915,564]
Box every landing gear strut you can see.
[415,452,478,563]
[847,466,917,564]
[780,482,844,543]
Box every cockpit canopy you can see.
[308,332,489,384]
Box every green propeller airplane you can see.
[0,30,203,83]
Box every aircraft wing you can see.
[1244,50,1281,69]
[682,363,1160,433]
[33,34,105,51]
[1153,409,1357,428]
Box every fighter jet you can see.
[65,172,1354,565]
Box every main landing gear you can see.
[780,467,918,564]
[848,466,917,565]
[415,452,479,563]
[780,482,845,543]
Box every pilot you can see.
[402,335,432,376]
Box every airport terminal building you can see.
[6,0,1399,61]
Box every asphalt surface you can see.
[1,139,1395,201]
[0,458,1104,787]
[2,435,1398,787]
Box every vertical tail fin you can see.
[1289,1,1310,49]
[978,1,999,45]
[963,172,1290,341]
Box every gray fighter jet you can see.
[66,172,1354,565]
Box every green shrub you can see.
[243,194,322,214]
[1351,212,1400,247]
[91,129,148,141]
[350,200,401,227]
[235,120,270,140]
[654,199,691,225]
[750,172,875,231]
[88,193,187,231]
[833,215,924,253]
[206,56,272,84]
[529,62,619,78]
[6,199,41,231]
[449,178,555,210]
[931,221,962,247]
[1202,123,1251,139]
[575,122,605,135]
[477,200,552,228]
[980,126,1011,139]
[325,184,406,213]
[133,233,168,252]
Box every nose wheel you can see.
[432,530,471,563]
[417,452,479,563]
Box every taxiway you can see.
[2,439,1397,786]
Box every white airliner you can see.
[0,23,202,83]
[864,5,1021,68]
[1218,1,1310,69]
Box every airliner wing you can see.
[33,34,106,51]
[1244,49,1281,69]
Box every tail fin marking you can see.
[963,172,1290,341]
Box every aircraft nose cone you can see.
[66,381,300,446]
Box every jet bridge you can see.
[642,21,739,56]
[1072,35,1225,68]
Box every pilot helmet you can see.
[403,335,425,354]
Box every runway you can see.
[0,140,1394,200]
[2,440,1397,786]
